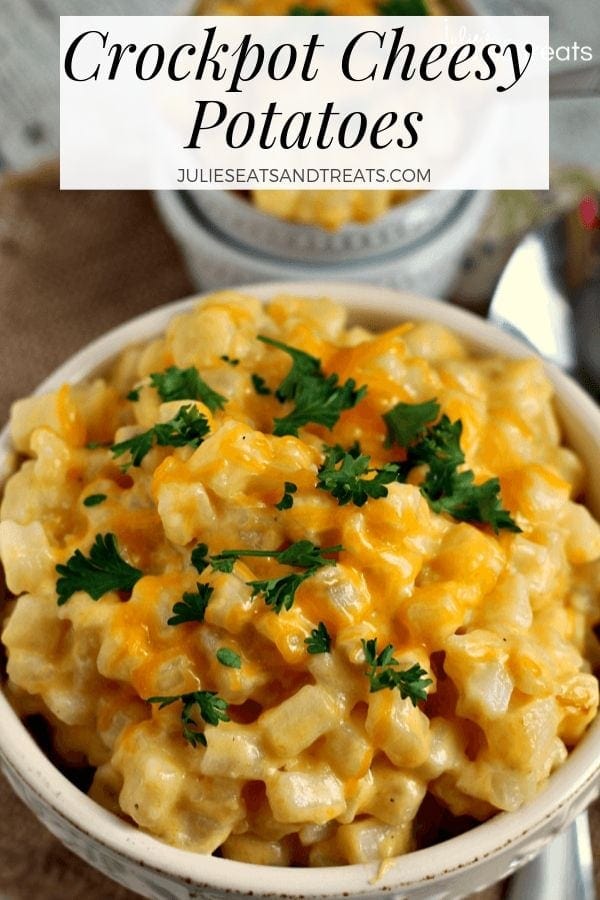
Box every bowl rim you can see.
[181,187,467,261]
[1,280,600,896]
[155,190,489,277]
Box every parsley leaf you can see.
[216,647,242,668]
[317,444,400,507]
[431,473,522,533]
[167,583,212,625]
[111,404,210,470]
[361,639,432,705]
[377,0,428,14]
[251,373,271,396]
[383,398,440,448]
[210,540,343,573]
[221,355,239,366]
[305,621,331,654]
[396,414,521,533]
[191,543,210,573]
[148,691,229,747]
[205,540,342,612]
[257,335,366,437]
[150,366,226,413]
[56,533,142,606]
[396,414,464,491]
[272,376,365,437]
[278,540,343,567]
[83,493,107,507]
[248,571,314,614]
[275,481,297,510]
[126,388,141,402]
[258,335,321,401]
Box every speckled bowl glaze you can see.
[184,190,465,264]
[154,190,490,298]
[1,283,599,900]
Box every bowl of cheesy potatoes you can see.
[0,282,599,899]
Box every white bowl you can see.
[154,190,490,298]
[1,282,599,900]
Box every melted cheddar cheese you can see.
[2,292,599,866]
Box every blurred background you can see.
[0,0,599,898]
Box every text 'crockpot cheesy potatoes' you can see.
[195,0,448,231]
[2,293,600,867]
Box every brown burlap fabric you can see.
[0,163,597,899]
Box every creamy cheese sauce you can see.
[1,292,599,866]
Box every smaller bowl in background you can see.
[187,189,464,263]
[154,188,489,297]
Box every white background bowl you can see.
[1,282,599,900]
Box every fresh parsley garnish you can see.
[377,0,428,14]
[199,540,342,613]
[126,388,141,402]
[247,571,312,614]
[167,583,212,625]
[210,540,342,574]
[289,3,330,12]
[317,444,399,507]
[221,355,239,366]
[148,691,229,747]
[216,648,242,669]
[396,414,521,533]
[361,639,432,705]
[430,472,521,532]
[149,366,226,413]
[83,493,107,507]
[258,335,321,399]
[383,398,440,448]
[275,481,297,510]
[257,335,366,437]
[305,621,331,654]
[191,543,210,573]
[251,373,271,396]
[111,404,210,470]
[56,533,142,606]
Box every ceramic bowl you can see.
[184,190,466,264]
[1,282,599,900]
[154,189,490,298]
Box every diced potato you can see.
[363,762,426,826]
[336,817,413,864]
[322,714,373,780]
[445,630,514,722]
[365,690,431,768]
[266,766,345,824]
[557,673,599,744]
[0,521,55,594]
[485,696,560,772]
[261,684,344,757]
[221,833,291,866]
[200,725,275,779]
